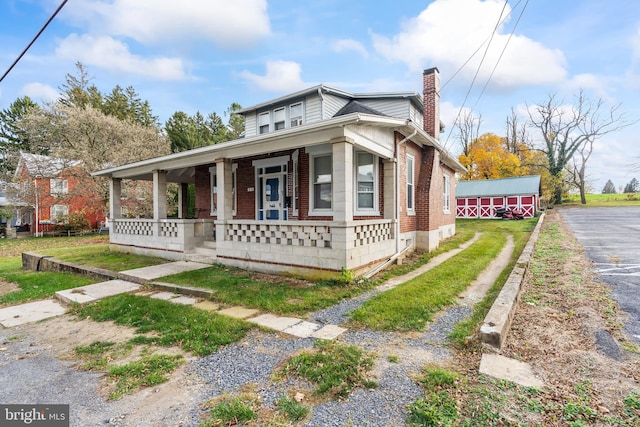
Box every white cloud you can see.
[239,61,307,92]
[332,39,369,58]
[567,74,612,100]
[56,34,186,80]
[21,82,59,102]
[64,0,271,48]
[371,0,567,89]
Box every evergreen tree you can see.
[602,179,617,194]
[0,96,44,177]
[623,178,639,193]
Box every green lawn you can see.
[159,265,372,316]
[562,192,640,206]
[74,294,254,356]
[40,244,169,271]
[0,255,96,306]
[350,218,537,331]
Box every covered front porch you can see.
[99,115,413,278]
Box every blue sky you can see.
[1,0,639,192]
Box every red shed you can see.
[456,175,541,219]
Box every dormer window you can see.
[259,112,270,134]
[274,107,286,130]
[290,102,303,127]
[256,102,304,135]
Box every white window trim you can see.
[309,152,333,216]
[353,150,380,216]
[258,111,270,134]
[290,102,303,127]
[443,173,451,214]
[406,154,415,214]
[50,204,69,220]
[50,178,68,196]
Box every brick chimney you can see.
[423,67,440,140]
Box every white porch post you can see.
[331,136,354,222]
[216,159,233,221]
[110,178,122,220]
[178,183,189,219]
[153,170,167,220]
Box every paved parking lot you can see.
[561,206,640,345]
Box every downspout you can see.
[34,177,39,237]
[363,125,417,279]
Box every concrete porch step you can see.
[201,240,217,249]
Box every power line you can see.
[472,0,530,109]
[0,0,69,84]
[442,0,510,152]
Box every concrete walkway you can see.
[0,260,346,339]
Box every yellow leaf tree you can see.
[458,133,522,180]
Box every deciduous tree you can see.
[458,133,522,180]
[527,91,631,205]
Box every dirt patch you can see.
[0,278,19,296]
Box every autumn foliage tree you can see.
[458,133,523,180]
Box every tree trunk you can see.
[553,185,563,205]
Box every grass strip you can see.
[276,340,377,399]
[0,269,95,305]
[350,231,507,331]
[40,244,168,271]
[74,294,253,356]
[160,265,372,316]
[107,354,184,400]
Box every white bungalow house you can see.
[94,68,465,278]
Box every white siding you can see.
[409,103,423,129]
[360,99,411,119]
[323,94,349,119]
[244,113,257,138]
[304,94,322,123]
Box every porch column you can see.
[178,183,189,219]
[153,170,167,220]
[109,178,122,220]
[216,159,233,221]
[331,136,354,222]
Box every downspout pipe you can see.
[363,125,417,279]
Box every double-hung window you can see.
[50,204,68,220]
[274,107,286,130]
[258,112,270,134]
[406,154,415,212]
[356,152,376,211]
[290,102,303,127]
[50,178,68,196]
[443,174,451,213]
[313,154,332,210]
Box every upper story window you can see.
[257,102,304,134]
[406,154,415,212]
[258,112,270,134]
[290,102,303,127]
[50,178,68,196]
[274,107,286,130]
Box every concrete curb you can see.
[479,212,546,350]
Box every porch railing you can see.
[110,218,215,252]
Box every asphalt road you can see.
[561,206,640,346]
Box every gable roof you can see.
[15,153,82,178]
[456,175,541,198]
[234,84,423,115]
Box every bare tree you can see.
[527,90,632,205]
[454,110,481,157]
[505,107,530,154]
[567,138,594,204]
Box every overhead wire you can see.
[472,0,530,109]
[0,0,69,84]
[441,0,511,152]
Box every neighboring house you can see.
[455,175,541,219]
[94,68,466,278]
[14,152,106,234]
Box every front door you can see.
[263,174,282,220]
